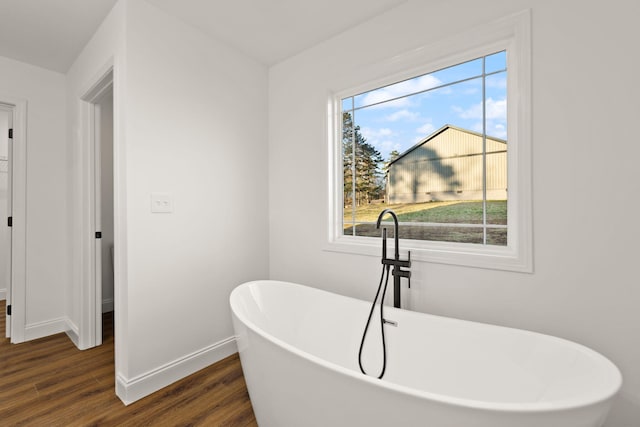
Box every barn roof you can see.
[388,124,507,166]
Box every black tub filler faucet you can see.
[376,209,411,308]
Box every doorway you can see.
[79,67,114,349]
[0,105,12,337]
[94,86,114,345]
[0,98,25,343]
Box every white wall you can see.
[99,88,114,312]
[0,55,67,338]
[268,1,640,425]
[0,109,8,299]
[67,0,269,403]
[119,0,268,399]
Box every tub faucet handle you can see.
[407,251,411,288]
[397,256,411,288]
[404,251,411,288]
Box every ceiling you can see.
[147,0,407,66]
[0,0,119,73]
[0,0,406,73]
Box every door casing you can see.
[79,67,113,349]
[0,98,27,343]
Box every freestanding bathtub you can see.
[230,280,621,427]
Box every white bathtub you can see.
[230,280,621,427]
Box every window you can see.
[328,11,532,272]
[342,51,507,246]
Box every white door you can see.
[1,105,13,337]
[92,85,114,346]
[93,98,104,346]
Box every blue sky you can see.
[343,51,507,161]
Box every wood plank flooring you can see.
[0,301,258,426]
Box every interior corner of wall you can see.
[64,317,80,348]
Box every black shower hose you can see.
[358,263,391,379]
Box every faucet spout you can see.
[376,209,400,260]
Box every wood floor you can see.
[0,301,258,426]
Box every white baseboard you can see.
[102,298,114,313]
[116,336,237,405]
[0,289,5,300]
[24,317,69,341]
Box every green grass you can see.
[344,200,507,225]
[396,200,507,224]
[344,201,463,223]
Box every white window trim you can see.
[325,10,532,273]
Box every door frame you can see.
[79,67,113,349]
[0,97,27,343]
[1,104,13,335]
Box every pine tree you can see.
[343,112,383,206]
[382,149,401,201]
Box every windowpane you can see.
[342,97,353,112]
[343,109,355,235]
[429,58,483,88]
[341,52,508,246]
[484,71,507,137]
[485,51,506,74]
[353,58,483,109]
[398,225,485,244]
[486,227,507,246]
[343,208,354,236]
[484,70,507,232]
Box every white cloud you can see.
[360,127,402,159]
[470,121,507,139]
[361,127,392,141]
[379,140,402,157]
[385,109,419,122]
[416,122,436,136]
[361,75,442,108]
[454,97,506,120]
[486,75,507,89]
[486,99,507,120]
[490,123,507,139]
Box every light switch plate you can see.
[151,193,173,213]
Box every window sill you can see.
[324,235,533,273]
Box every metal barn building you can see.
[386,125,507,203]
